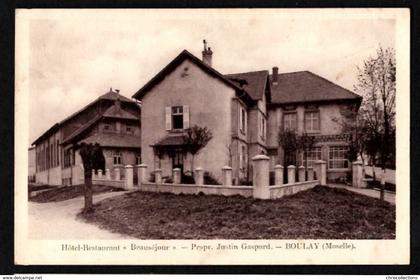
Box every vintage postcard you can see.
[15,8,410,265]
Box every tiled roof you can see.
[61,114,103,145]
[99,90,133,103]
[32,89,138,146]
[132,50,254,105]
[225,70,269,101]
[102,104,139,120]
[79,134,141,148]
[153,135,185,147]
[269,71,362,104]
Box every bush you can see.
[149,173,155,183]
[269,171,275,185]
[181,173,195,184]
[204,172,221,185]
[163,176,173,183]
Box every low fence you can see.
[84,156,327,200]
[141,182,254,197]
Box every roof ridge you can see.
[132,49,254,105]
[303,71,361,98]
[269,70,310,76]
[225,70,269,76]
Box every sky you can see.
[25,9,396,147]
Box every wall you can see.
[35,130,62,186]
[269,180,318,199]
[28,148,36,177]
[141,182,253,197]
[266,103,354,178]
[140,59,235,181]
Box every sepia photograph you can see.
[15,8,410,265]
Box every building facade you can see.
[32,89,141,186]
[133,45,361,183]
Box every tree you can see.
[297,133,316,171]
[333,104,369,181]
[183,125,213,173]
[77,142,105,213]
[278,129,299,166]
[279,129,316,168]
[354,46,396,200]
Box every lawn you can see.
[79,185,395,239]
[29,184,124,203]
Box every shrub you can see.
[163,176,173,184]
[181,173,195,184]
[149,173,155,183]
[204,172,221,185]
[239,179,253,186]
[269,171,275,185]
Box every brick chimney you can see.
[272,67,279,85]
[202,39,213,67]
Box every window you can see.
[305,111,320,132]
[126,126,132,133]
[63,148,72,168]
[56,140,60,165]
[329,146,349,169]
[240,107,246,133]
[166,105,189,131]
[136,154,141,165]
[302,147,322,167]
[104,122,116,132]
[262,117,266,140]
[239,145,246,170]
[258,113,266,139]
[284,113,297,131]
[113,151,122,165]
[172,106,184,129]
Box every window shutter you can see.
[239,107,243,131]
[239,148,243,169]
[165,107,171,130]
[245,110,247,134]
[183,105,190,129]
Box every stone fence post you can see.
[173,168,181,184]
[98,169,103,179]
[352,161,365,188]
[252,155,270,199]
[92,170,96,180]
[222,166,232,187]
[307,167,314,181]
[298,166,305,182]
[155,169,162,184]
[287,165,296,184]
[195,167,204,185]
[114,168,121,181]
[314,160,327,185]
[137,164,147,186]
[124,165,134,190]
[274,165,284,186]
[106,168,111,180]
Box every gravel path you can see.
[29,192,130,240]
[364,166,396,185]
[329,183,395,204]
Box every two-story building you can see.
[133,44,362,183]
[32,89,141,186]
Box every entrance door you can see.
[172,151,184,173]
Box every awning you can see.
[152,135,185,147]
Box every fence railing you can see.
[83,156,327,200]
